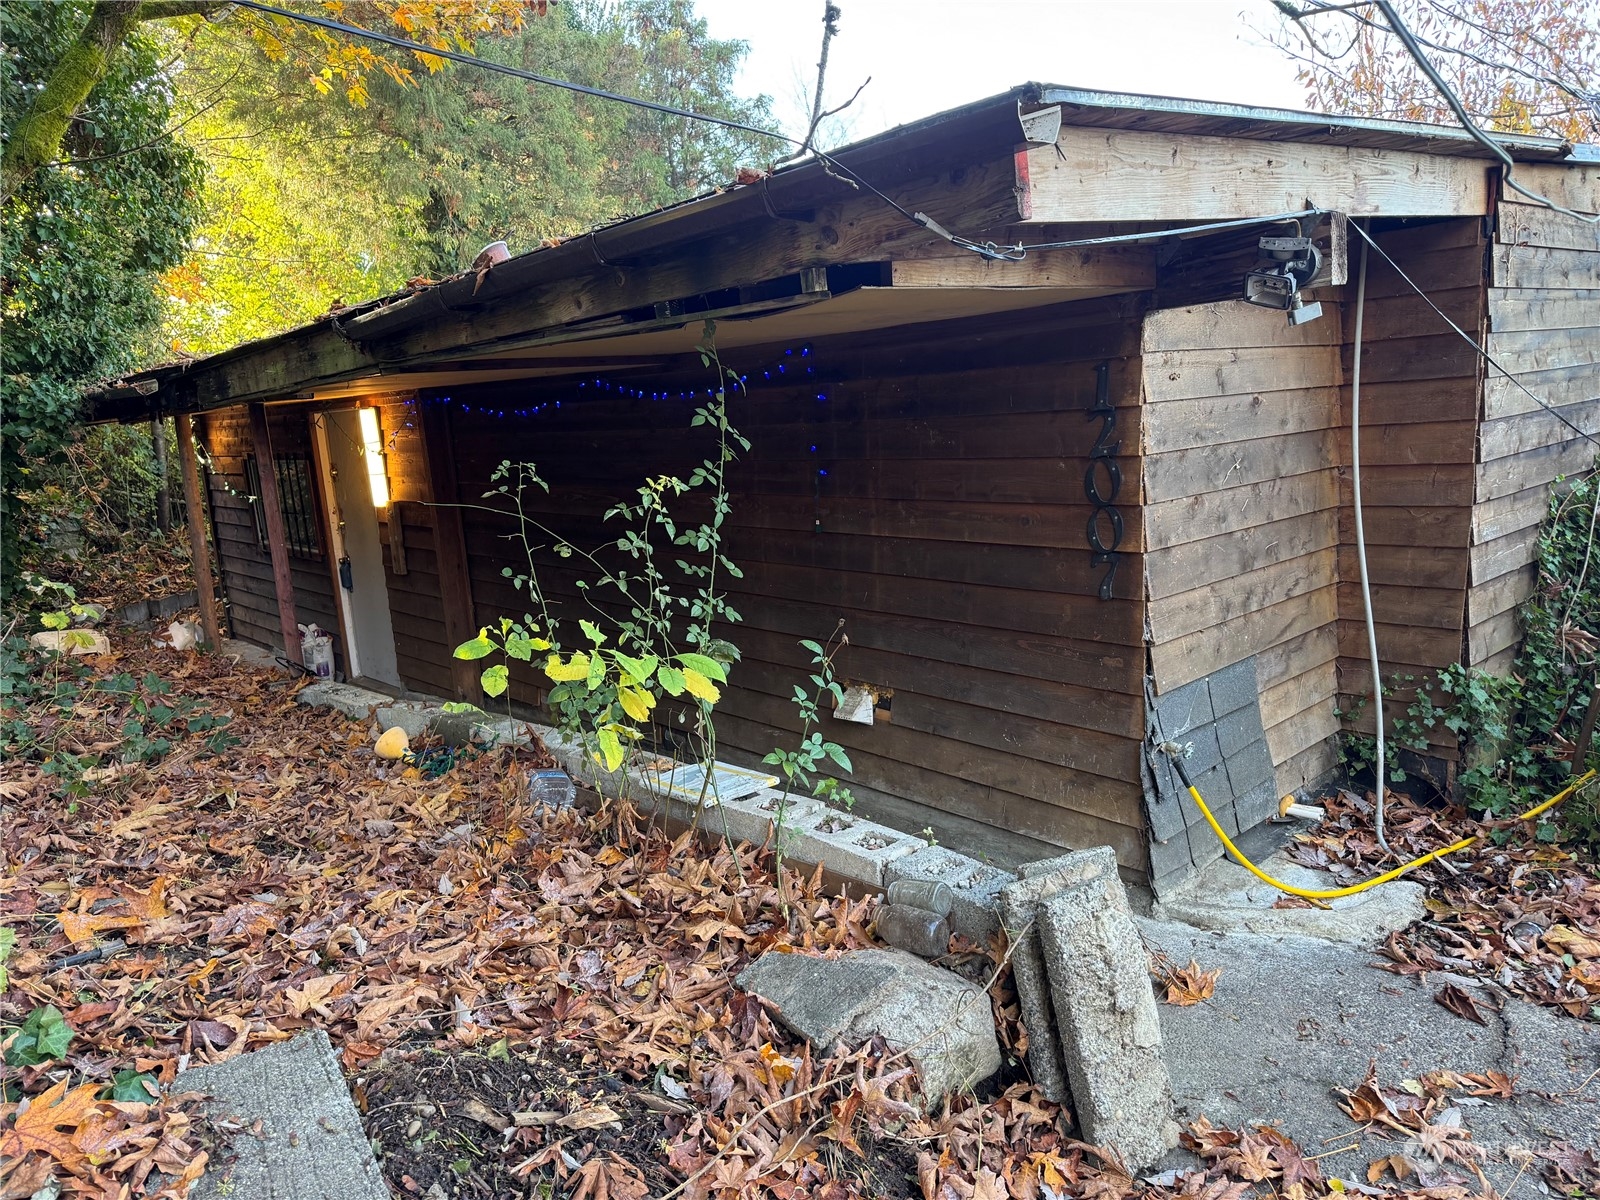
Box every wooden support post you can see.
[247,403,302,665]
[175,412,223,648]
[418,398,480,699]
[1573,683,1600,775]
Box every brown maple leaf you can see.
[0,1078,106,1175]
[1433,983,1487,1025]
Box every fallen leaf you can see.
[1434,983,1487,1025]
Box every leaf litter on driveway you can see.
[5,633,1598,1197]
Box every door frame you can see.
[309,410,366,680]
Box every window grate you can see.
[245,454,322,558]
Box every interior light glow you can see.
[358,407,390,508]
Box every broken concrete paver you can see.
[181,1029,389,1200]
[1039,875,1178,1172]
[736,947,1000,1103]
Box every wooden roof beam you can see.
[1020,127,1494,223]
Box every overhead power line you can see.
[1277,0,1600,225]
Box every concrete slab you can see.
[1039,876,1178,1172]
[1143,919,1600,1191]
[736,948,1001,1104]
[1151,851,1426,944]
[181,1030,388,1200]
[294,680,389,723]
[999,848,1122,1106]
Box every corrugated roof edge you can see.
[86,81,1594,403]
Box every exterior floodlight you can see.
[358,407,390,508]
[1244,234,1323,324]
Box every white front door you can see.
[315,409,401,687]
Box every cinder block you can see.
[1216,704,1267,758]
[998,847,1119,1106]
[1037,873,1177,1170]
[1153,678,1212,736]
[295,680,388,722]
[374,702,436,740]
[1224,742,1276,796]
[782,808,918,885]
[1206,658,1259,719]
[885,846,1009,943]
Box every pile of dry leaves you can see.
[23,527,198,619]
[8,632,1587,1198]
[1286,788,1600,1019]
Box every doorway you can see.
[314,408,401,687]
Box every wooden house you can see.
[87,86,1600,891]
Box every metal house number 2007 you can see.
[1084,361,1122,601]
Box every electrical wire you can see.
[226,0,963,255]
[1284,0,1599,225]
[1349,231,1392,852]
[1346,219,1600,448]
[1159,739,1595,899]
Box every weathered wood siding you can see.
[1335,218,1486,760]
[201,406,340,660]
[441,298,1153,869]
[1141,300,1345,797]
[1469,169,1600,674]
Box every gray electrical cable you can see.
[1349,231,1391,852]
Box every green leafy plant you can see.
[4,1003,72,1067]
[762,628,858,916]
[1337,465,1600,843]
[450,323,746,832]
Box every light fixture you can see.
[1244,231,1324,325]
[357,407,390,508]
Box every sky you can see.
[694,0,1317,145]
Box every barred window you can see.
[245,454,322,558]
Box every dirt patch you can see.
[359,1043,680,1197]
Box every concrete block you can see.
[1038,875,1178,1172]
[156,590,199,618]
[1224,743,1276,796]
[782,807,918,886]
[885,846,1010,943]
[29,629,111,656]
[1152,851,1426,943]
[374,702,436,740]
[1206,658,1259,719]
[737,948,1000,1103]
[1153,678,1212,736]
[1215,704,1267,759]
[295,680,388,722]
[181,1030,388,1200]
[715,790,824,852]
[1235,779,1281,829]
[998,847,1119,1105]
[116,599,152,624]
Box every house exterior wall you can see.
[1138,300,1346,887]
[435,298,1154,871]
[201,407,341,662]
[1468,169,1600,674]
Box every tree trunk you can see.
[0,1,145,204]
[152,418,170,532]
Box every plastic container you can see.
[886,878,955,916]
[298,623,335,679]
[529,768,576,809]
[875,903,951,959]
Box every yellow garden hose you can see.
[1160,744,1595,901]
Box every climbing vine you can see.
[1339,463,1600,843]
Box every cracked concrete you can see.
[1144,918,1600,1195]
